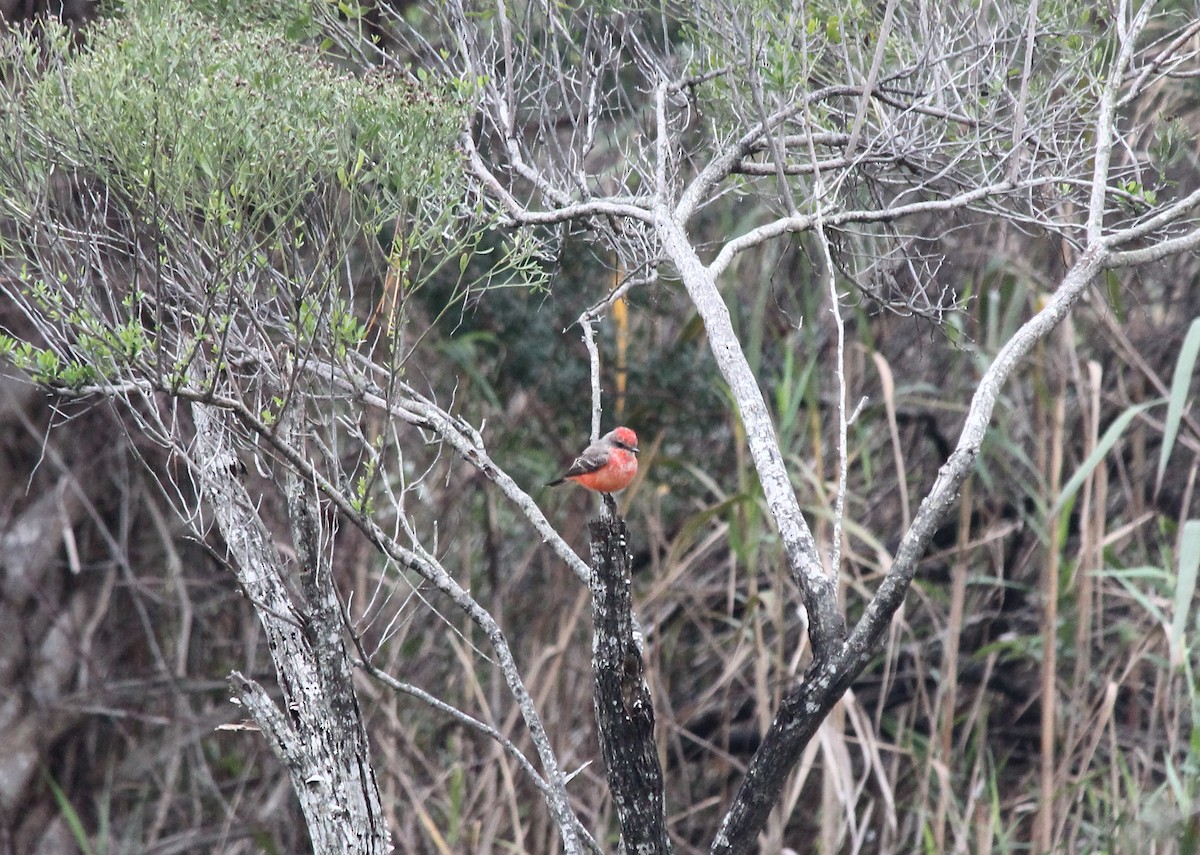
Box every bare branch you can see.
[1087,0,1156,244]
[707,179,1028,278]
[656,211,847,659]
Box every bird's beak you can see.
[631,446,640,454]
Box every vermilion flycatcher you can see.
[547,427,640,493]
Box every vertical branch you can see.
[712,242,1110,855]
[799,135,850,576]
[190,394,391,855]
[933,477,972,851]
[281,411,389,850]
[656,215,846,661]
[842,0,899,160]
[580,318,603,441]
[589,511,671,855]
[577,274,650,441]
[654,80,670,203]
[1087,0,1155,243]
[1006,0,1040,181]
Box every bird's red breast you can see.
[563,447,638,493]
[548,426,640,493]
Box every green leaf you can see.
[42,769,95,855]
[1170,520,1200,669]
[1100,566,1168,625]
[1053,399,1159,516]
[1157,316,1200,491]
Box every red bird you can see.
[547,427,640,494]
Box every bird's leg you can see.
[601,494,618,519]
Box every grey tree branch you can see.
[705,179,1035,278]
[655,210,847,661]
[345,6,1200,846]
[710,233,1110,855]
[800,81,851,578]
[579,315,604,442]
[190,394,391,855]
[228,386,589,854]
[1087,0,1154,244]
[352,651,607,855]
[843,0,900,160]
[709,3,1155,843]
[577,273,655,442]
[83,366,594,854]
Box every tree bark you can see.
[590,506,671,854]
[191,397,391,855]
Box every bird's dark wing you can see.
[546,443,608,485]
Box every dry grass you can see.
[6,236,1200,855]
[4,13,1200,850]
[19,262,1192,855]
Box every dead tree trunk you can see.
[589,504,671,854]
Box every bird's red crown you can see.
[611,426,638,449]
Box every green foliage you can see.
[1151,117,1190,171]
[1171,521,1200,670]
[1158,317,1200,486]
[350,458,377,516]
[0,0,534,399]
[10,0,462,245]
[43,768,99,855]
[1054,399,1160,516]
